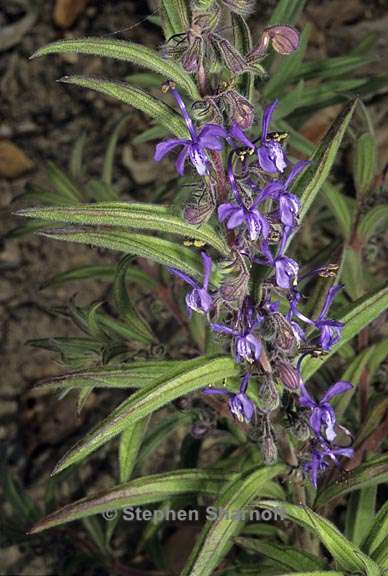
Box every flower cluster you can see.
[154,83,353,487]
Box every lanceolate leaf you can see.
[315,453,388,508]
[59,76,188,138]
[258,501,381,576]
[235,538,326,571]
[301,283,388,380]
[28,469,236,534]
[291,99,358,225]
[353,133,377,198]
[161,0,190,35]
[113,255,155,343]
[119,416,150,483]
[180,466,287,576]
[35,358,207,392]
[17,203,228,255]
[35,229,221,286]
[358,205,388,242]
[40,264,157,290]
[362,501,388,555]
[32,38,199,99]
[51,357,240,474]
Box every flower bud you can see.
[258,376,280,412]
[262,433,278,464]
[218,269,250,309]
[181,36,203,72]
[184,199,215,225]
[248,25,299,61]
[277,361,301,391]
[210,34,247,73]
[223,90,255,129]
[264,25,300,55]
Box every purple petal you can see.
[257,146,278,173]
[261,100,278,140]
[176,146,190,175]
[318,284,344,320]
[230,122,255,149]
[201,251,213,290]
[211,323,237,336]
[321,381,353,403]
[169,267,197,289]
[154,139,186,161]
[284,160,310,188]
[226,208,245,229]
[218,203,239,222]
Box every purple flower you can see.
[299,380,353,442]
[169,252,213,316]
[256,227,299,290]
[203,373,254,423]
[218,155,270,240]
[263,160,309,226]
[257,100,287,173]
[315,285,344,350]
[154,86,227,176]
[229,100,287,174]
[211,299,262,363]
[304,441,354,488]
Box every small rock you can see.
[0,140,34,179]
[53,0,90,29]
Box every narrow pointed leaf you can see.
[358,205,388,242]
[119,416,150,483]
[52,357,240,474]
[33,229,220,286]
[362,501,388,555]
[35,358,206,391]
[16,203,228,255]
[353,133,377,198]
[258,501,381,575]
[32,38,199,99]
[40,264,157,290]
[291,99,358,225]
[59,76,188,138]
[161,0,190,35]
[235,538,327,571]
[180,465,286,576]
[315,454,388,508]
[29,469,236,534]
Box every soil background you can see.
[1,1,388,574]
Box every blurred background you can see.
[1,1,388,574]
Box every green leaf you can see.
[113,255,155,343]
[235,538,327,571]
[47,162,84,203]
[17,202,228,255]
[28,469,235,534]
[363,501,388,555]
[119,416,150,483]
[180,465,287,576]
[102,114,130,185]
[69,132,87,180]
[353,133,377,198]
[232,14,254,100]
[267,0,306,25]
[40,264,157,290]
[301,283,388,380]
[34,229,220,286]
[291,99,358,227]
[51,357,240,474]
[293,55,376,83]
[258,501,381,576]
[138,411,194,465]
[35,358,206,391]
[32,38,199,99]
[59,76,188,138]
[345,486,377,546]
[358,205,388,242]
[323,182,353,239]
[161,0,190,35]
[132,125,169,145]
[315,454,388,508]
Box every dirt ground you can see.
[1,1,388,574]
